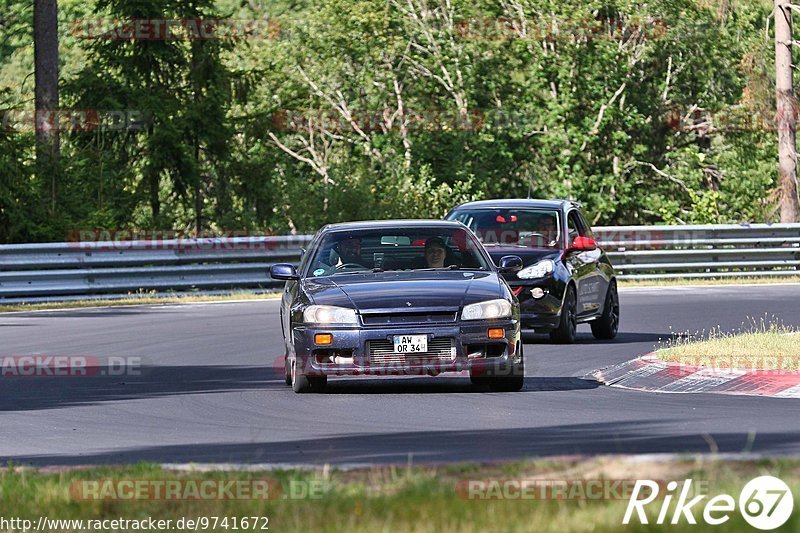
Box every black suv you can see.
[445,199,619,343]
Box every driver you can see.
[539,216,559,247]
[335,237,362,265]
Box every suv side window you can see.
[576,211,594,239]
[450,212,477,233]
[567,211,582,244]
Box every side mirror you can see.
[570,236,597,252]
[270,263,299,280]
[497,255,523,273]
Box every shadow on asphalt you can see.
[0,365,286,412]
[522,331,669,345]
[0,364,599,410]
[7,421,796,467]
[322,376,600,394]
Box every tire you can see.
[469,374,490,386]
[591,280,620,340]
[290,359,327,393]
[284,356,292,386]
[550,284,577,344]
[487,343,525,392]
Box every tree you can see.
[774,0,799,222]
[33,0,59,212]
[67,0,235,230]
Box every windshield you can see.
[307,227,492,277]
[447,209,562,249]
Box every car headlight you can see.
[517,260,555,279]
[303,305,358,325]
[461,299,512,321]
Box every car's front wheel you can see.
[550,285,577,344]
[483,343,525,392]
[469,374,489,386]
[590,280,619,340]
[290,359,327,393]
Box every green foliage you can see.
[0,0,789,242]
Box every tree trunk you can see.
[775,0,800,222]
[34,0,60,213]
[149,169,160,222]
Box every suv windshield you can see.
[307,226,491,277]
[448,209,562,249]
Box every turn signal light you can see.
[487,328,505,339]
[314,333,333,345]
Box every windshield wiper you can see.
[482,243,527,248]
[412,265,486,271]
[328,270,368,276]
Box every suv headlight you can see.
[303,305,358,325]
[517,260,555,279]
[461,299,512,320]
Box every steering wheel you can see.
[519,232,546,245]
[334,262,366,270]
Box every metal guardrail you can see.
[0,236,313,303]
[593,223,800,280]
[0,224,798,303]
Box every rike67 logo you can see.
[624,476,794,530]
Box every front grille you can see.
[361,312,457,326]
[367,337,457,366]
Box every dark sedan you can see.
[269,220,524,393]
[446,199,619,344]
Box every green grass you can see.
[656,318,800,370]
[618,275,800,288]
[1,458,798,532]
[0,291,280,313]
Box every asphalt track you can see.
[1,285,799,467]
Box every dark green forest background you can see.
[0,0,786,243]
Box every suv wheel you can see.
[590,280,619,340]
[550,285,577,344]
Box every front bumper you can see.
[291,319,520,377]
[508,277,565,330]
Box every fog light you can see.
[488,328,505,339]
[530,287,545,299]
[315,333,333,345]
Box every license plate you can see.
[393,335,428,354]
